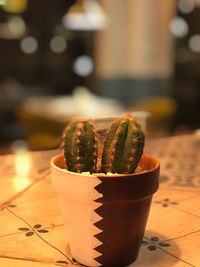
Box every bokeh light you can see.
[8,16,26,36]
[73,55,94,76]
[50,36,67,53]
[169,16,189,38]
[20,36,38,54]
[189,34,200,52]
[178,0,195,14]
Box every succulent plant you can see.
[64,120,98,173]
[63,114,145,174]
[101,114,144,174]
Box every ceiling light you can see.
[62,0,107,31]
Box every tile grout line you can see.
[0,170,51,211]
[0,181,37,211]
[144,237,197,267]
[171,205,200,220]
[161,228,200,243]
[16,195,57,205]
[6,207,73,264]
[175,195,200,203]
[0,254,55,264]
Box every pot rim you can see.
[51,154,160,179]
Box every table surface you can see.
[0,134,200,267]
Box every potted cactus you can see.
[51,114,160,267]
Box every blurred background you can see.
[0,0,200,153]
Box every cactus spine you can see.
[64,120,98,173]
[63,114,145,174]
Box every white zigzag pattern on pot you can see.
[52,168,103,267]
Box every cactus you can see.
[63,114,145,174]
[64,120,98,173]
[101,114,145,174]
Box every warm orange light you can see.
[14,175,31,191]
[0,0,5,6]
[2,0,27,13]
[14,149,31,191]
[15,150,31,177]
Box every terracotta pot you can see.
[51,154,160,267]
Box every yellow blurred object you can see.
[27,133,61,151]
[0,0,6,6]
[2,0,27,13]
[133,96,177,120]
[16,107,65,150]
[131,96,177,136]
[67,0,84,14]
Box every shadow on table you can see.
[131,230,181,266]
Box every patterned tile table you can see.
[0,134,200,267]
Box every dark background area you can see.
[0,0,200,151]
[174,4,200,129]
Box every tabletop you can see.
[0,134,200,267]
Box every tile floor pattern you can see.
[0,134,200,267]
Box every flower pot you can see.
[51,154,160,267]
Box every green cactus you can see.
[63,114,145,174]
[63,120,98,173]
[101,114,144,174]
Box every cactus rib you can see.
[101,115,145,174]
[64,120,98,173]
